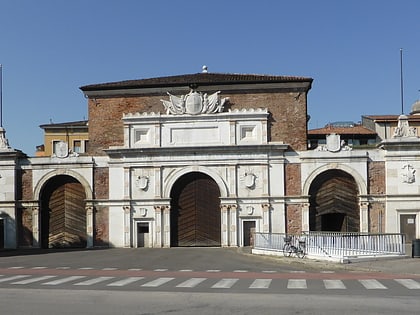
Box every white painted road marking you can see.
[141,277,174,287]
[12,275,56,284]
[359,279,387,289]
[176,278,207,288]
[249,279,272,289]
[394,279,420,289]
[107,277,144,287]
[323,279,346,289]
[287,279,307,289]
[211,278,239,289]
[42,276,87,285]
[0,275,31,283]
[74,276,115,286]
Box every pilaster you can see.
[262,203,270,233]
[32,207,40,248]
[154,206,163,247]
[163,206,171,247]
[221,204,229,246]
[360,201,369,233]
[301,202,310,232]
[86,206,94,248]
[229,205,238,246]
[123,206,131,247]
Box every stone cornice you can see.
[105,144,288,159]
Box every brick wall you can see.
[284,163,301,195]
[87,91,308,155]
[93,167,109,199]
[94,206,109,247]
[368,161,386,233]
[286,204,302,234]
[93,167,109,246]
[369,203,385,233]
[18,208,33,247]
[368,161,385,194]
[17,168,33,201]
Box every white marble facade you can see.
[106,96,288,247]
[2,90,420,249]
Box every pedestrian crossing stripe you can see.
[394,279,420,289]
[0,275,419,290]
[0,275,31,283]
[211,278,239,289]
[323,279,346,289]
[74,276,115,286]
[141,277,174,287]
[249,279,272,289]
[176,278,206,288]
[107,277,144,287]
[12,275,56,285]
[359,279,388,289]
[287,279,307,289]
[43,276,87,285]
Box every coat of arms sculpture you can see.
[161,88,229,115]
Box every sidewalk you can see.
[240,247,420,275]
[348,255,420,275]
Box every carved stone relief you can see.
[401,163,416,184]
[161,88,229,115]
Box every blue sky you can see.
[1,0,419,155]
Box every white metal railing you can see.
[253,232,406,261]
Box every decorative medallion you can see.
[246,206,254,215]
[55,141,68,158]
[242,171,257,189]
[136,176,149,191]
[402,164,416,184]
[139,208,148,217]
[326,133,341,152]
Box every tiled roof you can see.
[308,125,377,135]
[80,72,313,91]
[362,114,420,122]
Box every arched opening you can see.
[309,169,359,232]
[170,172,221,247]
[40,175,87,248]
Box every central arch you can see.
[170,172,221,247]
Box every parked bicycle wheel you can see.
[297,240,306,258]
[297,248,305,259]
[283,243,292,257]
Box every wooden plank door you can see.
[171,172,221,247]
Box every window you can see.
[73,140,82,153]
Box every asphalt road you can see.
[1,289,419,315]
[0,247,418,314]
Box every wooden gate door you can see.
[41,175,87,248]
[309,170,359,232]
[171,172,221,247]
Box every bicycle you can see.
[283,236,306,258]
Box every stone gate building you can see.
[1,70,419,249]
